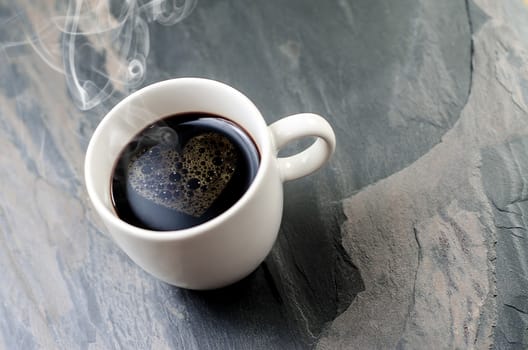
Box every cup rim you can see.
[84,77,271,241]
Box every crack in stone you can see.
[504,303,528,315]
[491,201,522,216]
[465,0,475,102]
[408,116,447,130]
[494,225,527,232]
[399,225,423,345]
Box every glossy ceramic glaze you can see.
[85,78,336,289]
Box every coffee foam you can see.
[127,132,238,217]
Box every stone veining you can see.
[319,1,528,348]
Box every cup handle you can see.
[269,113,336,182]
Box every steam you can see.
[1,0,196,110]
[144,125,180,146]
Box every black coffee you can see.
[111,113,260,231]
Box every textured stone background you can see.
[1,0,527,349]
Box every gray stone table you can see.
[1,0,528,348]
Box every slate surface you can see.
[0,0,527,349]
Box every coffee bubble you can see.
[127,132,238,217]
[111,113,260,231]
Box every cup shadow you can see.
[168,262,304,349]
[161,183,363,349]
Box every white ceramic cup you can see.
[85,78,336,290]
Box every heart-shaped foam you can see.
[127,132,238,217]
